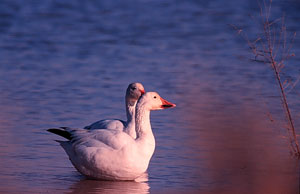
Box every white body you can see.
[55,92,175,180]
[60,129,154,180]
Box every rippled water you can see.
[0,0,299,193]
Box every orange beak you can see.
[140,89,145,95]
[160,97,176,109]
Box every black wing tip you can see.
[47,128,72,140]
[83,126,91,129]
[47,128,57,132]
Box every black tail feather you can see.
[47,128,72,140]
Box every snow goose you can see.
[84,83,145,139]
[47,92,175,181]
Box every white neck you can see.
[124,100,137,138]
[135,104,155,159]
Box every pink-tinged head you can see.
[137,92,176,111]
[126,82,145,102]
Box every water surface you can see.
[0,0,299,193]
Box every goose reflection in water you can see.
[68,173,149,194]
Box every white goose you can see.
[84,83,145,139]
[47,92,175,181]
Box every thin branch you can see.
[232,0,300,156]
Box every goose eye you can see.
[131,87,136,90]
[154,96,157,99]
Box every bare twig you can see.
[230,0,300,156]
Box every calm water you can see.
[0,0,299,193]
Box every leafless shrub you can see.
[230,0,299,156]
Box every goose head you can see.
[137,92,176,111]
[126,83,145,106]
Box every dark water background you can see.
[0,0,299,193]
